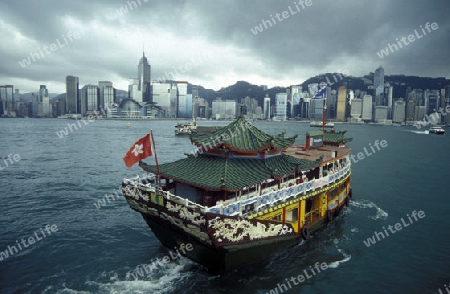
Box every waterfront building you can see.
[0,85,14,115]
[263,95,271,119]
[336,86,347,121]
[393,99,406,123]
[212,99,237,119]
[193,97,209,118]
[138,52,152,104]
[414,106,426,122]
[176,81,189,118]
[374,66,384,106]
[116,98,148,118]
[445,86,450,125]
[290,85,301,117]
[66,76,79,114]
[128,78,142,103]
[310,98,324,120]
[406,98,415,122]
[152,82,172,116]
[300,97,311,119]
[425,89,440,115]
[13,89,20,110]
[274,93,288,121]
[387,85,393,118]
[350,98,362,118]
[84,85,100,114]
[374,106,388,123]
[98,81,114,110]
[361,95,372,121]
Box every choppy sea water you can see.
[0,118,449,294]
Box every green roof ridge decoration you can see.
[139,154,323,192]
[190,116,298,152]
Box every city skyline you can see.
[1,0,449,94]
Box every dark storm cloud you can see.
[0,0,449,93]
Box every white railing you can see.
[123,163,351,217]
[206,163,351,216]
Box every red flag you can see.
[123,133,153,168]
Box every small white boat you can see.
[126,122,131,128]
[429,126,445,135]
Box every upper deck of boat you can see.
[283,144,351,163]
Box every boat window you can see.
[330,188,338,199]
[286,208,298,222]
[305,199,313,213]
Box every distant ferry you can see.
[175,121,197,135]
[310,121,335,128]
[429,126,445,135]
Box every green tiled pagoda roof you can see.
[190,116,297,152]
[306,130,353,144]
[306,130,323,137]
[324,130,353,143]
[139,154,322,191]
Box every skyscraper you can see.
[66,75,79,114]
[393,99,406,123]
[37,85,50,117]
[3,85,14,112]
[300,97,310,119]
[138,52,151,104]
[350,98,362,118]
[39,85,48,102]
[425,89,440,114]
[81,85,99,114]
[98,81,113,109]
[274,93,287,121]
[387,85,393,119]
[13,89,20,107]
[263,95,270,119]
[445,86,450,125]
[374,66,384,106]
[152,81,172,117]
[406,98,415,122]
[177,81,188,118]
[128,78,141,102]
[362,95,373,121]
[152,82,172,109]
[311,98,325,120]
[212,99,237,119]
[0,86,6,115]
[290,85,301,117]
[336,86,347,121]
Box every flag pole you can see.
[150,130,162,190]
[322,93,327,146]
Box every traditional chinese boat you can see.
[175,120,197,135]
[121,116,353,273]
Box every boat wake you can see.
[350,199,388,220]
[327,239,351,269]
[75,257,194,294]
[406,130,429,134]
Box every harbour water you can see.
[0,118,449,293]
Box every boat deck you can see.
[284,144,351,162]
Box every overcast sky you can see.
[1,0,449,94]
